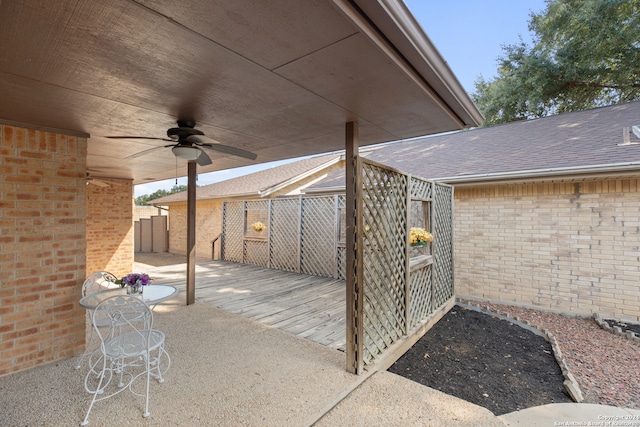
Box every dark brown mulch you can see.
[388,305,573,415]
[603,319,640,335]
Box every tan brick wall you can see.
[454,179,640,322]
[134,205,167,222]
[167,199,222,260]
[0,124,87,375]
[86,179,134,278]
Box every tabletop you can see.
[79,285,178,309]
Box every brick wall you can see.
[167,199,222,260]
[134,205,167,222]
[86,178,134,277]
[0,124,87,375]
[454,179,640,322]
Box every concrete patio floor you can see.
[0,290,504,426]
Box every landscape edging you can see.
[456,301,584,403]
[593,313,640,343]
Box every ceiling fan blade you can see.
[125,144,173,159]
[85,172,110,187]
[196,149,212,166]
[106,136,174,142]
[198,143,257,160]
[88,179,110,187]
[188,135,258,160]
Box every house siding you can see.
[454,178,640,321]
[0,124,87,375]
[168,199,223,260]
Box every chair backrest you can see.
[82,271,118,297]
[92,295,153,356]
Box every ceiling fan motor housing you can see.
[167,120,204,141]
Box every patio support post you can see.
[345,121,363,374]
[186,160,196,305]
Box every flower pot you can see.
[126,285,143,295]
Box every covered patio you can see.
[0,0,482,377]
[0,253,504,426]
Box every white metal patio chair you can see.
[81,295,170,425]
[75,271,119,370]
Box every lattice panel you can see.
[360,161,408,365]
[337,195,347,279]
[410,177,432,200]
[270,198,301,273]
[336,246,347,280]
[409,265,432,329]
[409,177,432,259]
[300,197,336,278]
[244,239,269,267]
[222,201,244,263]
[433,183,454,305]
[244,200,269,239]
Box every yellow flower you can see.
[252,222,266,232]
[409,227,433,245]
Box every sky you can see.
[135,0,547,197]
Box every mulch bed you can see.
[388,305,573,415]
[603,319,640,336]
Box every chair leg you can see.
[143,351,151,418]
[75,313,96,370]
[150,344,171,383]
[81,359,109,425]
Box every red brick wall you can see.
[0,124,87,375]
[86,179,134,278]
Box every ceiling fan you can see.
[86,172,109,187]
[107,120,258,166]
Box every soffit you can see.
[0,0,481,184]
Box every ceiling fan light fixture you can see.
[172,145,202,161]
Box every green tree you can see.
[135,184,189,206]
[474,0,640,126]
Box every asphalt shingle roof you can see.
[151,153,341,204]
[311,101,640,189]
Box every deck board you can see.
[138,258,346,352]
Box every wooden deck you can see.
[137,257,346,351]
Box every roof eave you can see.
[304,163,640,194]
[258,155,343,197]
[347,0,484,128]
[151,191,263,205]
[439,163,640,186]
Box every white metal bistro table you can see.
[79,285,178,309]
[77,285,176,385]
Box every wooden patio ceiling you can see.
[0,0,482,184]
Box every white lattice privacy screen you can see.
[348,158,454,371]
[222,195,345,279]
[221,160,454,372]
